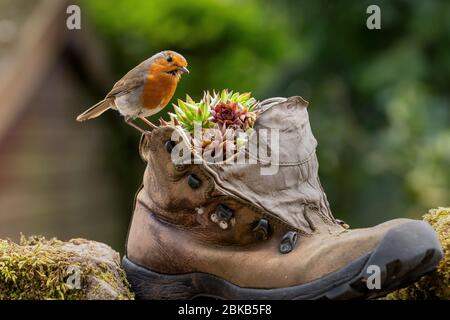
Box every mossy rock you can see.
[386,207,450,300]
[0,236,134,300]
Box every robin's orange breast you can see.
[142,67,178,110]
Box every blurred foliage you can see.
[83,0,293,101]
[267,0,450,226]
[82,0,449,227]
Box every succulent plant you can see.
[210,101,255,130]
[218,89,257,111]
[209,90,257,130]
[161,90,258,159]
[164,95,213,133]
[192,125,237,161]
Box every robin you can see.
[76,50,189,133]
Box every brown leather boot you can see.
[123,97,443,300]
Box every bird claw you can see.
[140,117,159,130]
[125,118,147,134]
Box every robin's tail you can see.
[76,99,113,122]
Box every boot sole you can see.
[123,220,443,300]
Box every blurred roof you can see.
[0,0,40,57]
[0,0,111,142]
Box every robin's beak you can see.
[177,66,190,74]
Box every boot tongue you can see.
[249,96,317,165]
[202,97,336,234]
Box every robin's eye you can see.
[166,56,173,63]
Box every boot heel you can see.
[122,257,198,300]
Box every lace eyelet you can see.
[165,140,176,153]
[210,204,234,230]
[279,231,298,254]
[187,174,201,189]
[253,219,269,240]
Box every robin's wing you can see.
[106,61,148,98]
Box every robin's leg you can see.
[124,117,150,135]
[139,117,159,130]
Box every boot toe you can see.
[318,219,443,299]
[358,220,442,295]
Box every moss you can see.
[386,207,450,300]
[0,236,134,300]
